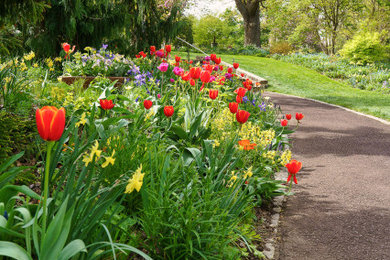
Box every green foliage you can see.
[339,31,390,64]
[0,111,36,162]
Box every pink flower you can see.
[157,94,161,99]
[170,78,175,83]
[173,66,184,76]
[158,63,169,72]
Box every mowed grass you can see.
[174,51,390,121]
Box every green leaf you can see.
[170,124,188,140]
[0,241,32,260]
[58,239,87,260]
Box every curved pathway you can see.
[265,92,390,260]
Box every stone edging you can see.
[261,170,288,259]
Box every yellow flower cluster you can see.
[144,110,155,121]
[45,58,54,71]
[19,62,27,71]
[228,171,238,187]
[279,149,292,166]
[257,129,275,149]
[210,108,234,142]
[243,166,253,179]
[262,150,277,160]
[54,57,62,62]
[75,112,87,127]
[63,92,74,107]
[82,140,116,168]
[239,121,262,144]
[23,51,35,61]
[125,164,144,193]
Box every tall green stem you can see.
[42,141,54,237]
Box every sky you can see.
[184,0,236,17]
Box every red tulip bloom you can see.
[190,67,201,79]
[227,67,233,74]
[175,55,181,63]
[240,73,245,77]
[190,79,196,86]
[164,106,174,117]
[210,54,217,62]
[150,46,156,52]
[286,114,292,120]
[209,89,218,100]
[236,110,250,124]
[236,95,243,104]
[36,106,66,141]
[229,102,238,114]
[296,112,304,121]
[165,45,171,53]
[62,43,70,52]
[215,57,221,65]
[143,100,153,110]
[233,63,239,69]
[281,119,288,127]
[235,87,247,97]
[286,159,302,184]
[181,71,191,81]
[100,99,115,110]
[200,70,211,83]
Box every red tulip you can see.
[200,70,211,83]
[286,114,292,120]
[175,55,181,63]
[233,63,239,69]
[281,119,288,127]
[36,106,66,141]
[240,73,245,77]
[190,67,201,79]
[150,46,156,52]
[165,45,171,53]
[181,72,191,81]
[209,89,218,100]
[190,79,195,86]
[100,99,115,110]
[296,112,304,121]
[143,100,153,110]
[229,102,238,114]
[236,110,250,124]
[164,106,174,117]
[227,67,233,74]
[210,54,216,62]
[215,57,221,65]
[62,43,70,52]
[236,95,243,104]
[285,159,302,184]
[235,87,247,97]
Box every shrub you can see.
[339,31,390,64]
[0,111,36,162]
[270,42,294,55]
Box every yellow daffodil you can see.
[125,164,144,193]
[243,166,253,179]
[82,153,93,166]
[75,112,87,127]
[91,140,102,158]
[33,63,38,68]
[102,150,115,168]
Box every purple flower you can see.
[251,98,256,106]
[243,96,249,103]
[102,44,108,50]
[214,66,219,71]
[258,102,266,112]
[135,96,140,102]
[225,73,232,80]
[204,56,211,62]
[210,76,216,82]
[158,63,169,72]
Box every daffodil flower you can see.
[125,164,144,193]
[102,150,115,168]
[75,112,87,127]
[91,140,102,158]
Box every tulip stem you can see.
[42,141,54,238]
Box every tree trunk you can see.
[235,0,261,47]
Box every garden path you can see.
[264,92,390,260]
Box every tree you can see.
[234,0,265,47]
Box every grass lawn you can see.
[175,51,390,121]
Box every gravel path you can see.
[265,92,390,260]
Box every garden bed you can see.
[61,76,127,88]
